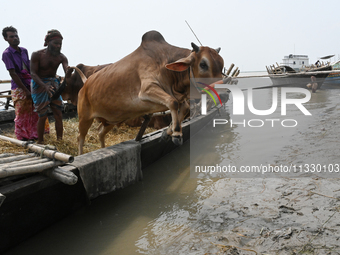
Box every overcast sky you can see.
[1,0,340,81]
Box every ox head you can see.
[61,66,88,105]
[165,42,224,82]
[60,66,77,105]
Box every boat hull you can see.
[269,73,330,89]
[324,61,340,85]
[268,66,332,89]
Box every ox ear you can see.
[165,61,190,72]
[191,42,200,53]
[215,47,221,53]
[165,54,195,72]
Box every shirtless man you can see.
[30,29,68,144]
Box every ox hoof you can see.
[172,136,183,146]
[160,129,171,142]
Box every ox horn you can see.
[215,47,221,53]
[69,66,87,84]
[191,42,200,53]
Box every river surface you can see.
[4,73,340,254]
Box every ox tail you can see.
[69,66,87,84]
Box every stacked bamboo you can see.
[0,135,77,185]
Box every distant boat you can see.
[280,54,309,72]
[266,54,332,91]
[324,60,340,85]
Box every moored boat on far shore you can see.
[266,54,332,90]
[324,60,340,85]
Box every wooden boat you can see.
[266,54,333,90]
[0,89,12,110]
[0,97,227,253]
[266,64,332,89]
[324,60,340,85]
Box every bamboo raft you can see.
[0,135,76,183]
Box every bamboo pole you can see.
[231,67,239,77]
[0,95,12,98]
[34,144,57,150]
[226,63,235,76]
[0,135,74,163]
[237,69,340,79]
[270,65,276,74]
[0,160,65,178]
[1,158,51,169]
[4,155,44,164]
[0,80,11,84]
[0,154,34,164]
[0,153,16,159]
[42,167,78,185]
[233,70,240,77]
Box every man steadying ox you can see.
[31,29,68,144]
[2,26,39,141]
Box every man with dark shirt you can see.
[2,26,39,141]
[31,29,69,144]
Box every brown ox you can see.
[77,31,224,154]
[62,63,111,105]
[63,63,173,129]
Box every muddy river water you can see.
[4,75,340,254]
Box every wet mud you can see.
[138,88,340,255]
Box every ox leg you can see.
[139,82,183,146]
[171,101,190,146]
[135,114,152,141]
[178,100,190,123]
[98,123,115,148]
[78,118,94,155]
[161,123,172,142]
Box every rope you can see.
[40,147,47,159]
[51,151,57,161]
[188,67,203,94]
